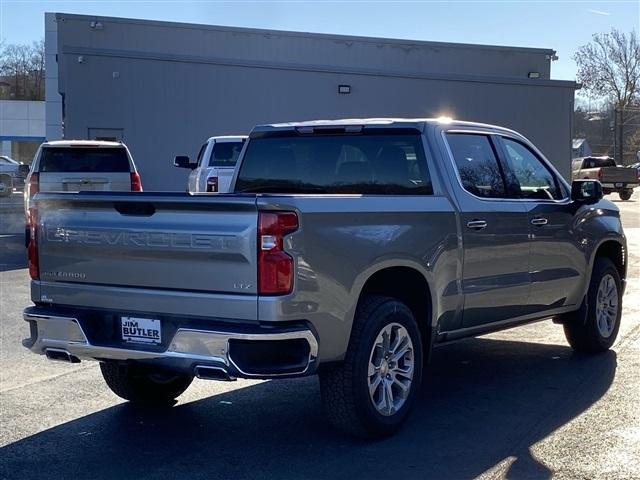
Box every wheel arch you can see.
[352,263,435,362]
[586,238,627,296]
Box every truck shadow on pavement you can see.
[1,337,616,480]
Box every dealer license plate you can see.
[615,182,623,188]
[121,317,162,345]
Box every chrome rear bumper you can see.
[23,308,318,379]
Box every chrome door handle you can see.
[531,217,548,226]
[466,220,488,230]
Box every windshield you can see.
[39,147,131,173]
[236,133,432,195]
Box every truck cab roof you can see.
[251,117,520,137]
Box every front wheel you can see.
[618,189,633,201]
[563,257,622,353]
[319,296,423,438]
[100,362,193,405]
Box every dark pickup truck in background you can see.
[23,118,627,438]
[572,155,638,200]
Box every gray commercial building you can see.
[46,12,579,190]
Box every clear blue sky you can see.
[1,0,638,81]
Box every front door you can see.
[445,132,531,327]
[497,136,583,314]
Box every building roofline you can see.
[52,12,557,56]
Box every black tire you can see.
[319,296,423,438]
[618,189,633,201]
[0,175,12,197]
[100,362,193,405]
[563,257,622,353]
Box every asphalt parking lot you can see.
[1,192,638,480]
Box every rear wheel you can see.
[0,175,12,197]
[563,257,622,353]
[319,296,423,438]
[618,189,633,201]
[100,362,193,405]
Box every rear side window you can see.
[446,133,506,198]
[39,148,130,173]
[209,141,244,167]
[236,133,432,195]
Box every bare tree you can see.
[575,29,640,164]
[0,39,45,100]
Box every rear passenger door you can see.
[496,136,583,314]
[445,132,530,327]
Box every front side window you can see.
[446,133,506,198]
[501,138,564,200]
[236,133,432,195]
[195,143,207,167]
[209,141,244,167]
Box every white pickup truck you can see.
[174,136,247,193]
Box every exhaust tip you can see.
[45,348,80,363]
[194,365,236,381]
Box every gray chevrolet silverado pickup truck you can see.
[23,118,627,438]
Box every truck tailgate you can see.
[600,167,638,184]
[35,193,258,295]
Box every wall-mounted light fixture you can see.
[90,21,104,30]
[338,85,351,94]
[528,72,541,79]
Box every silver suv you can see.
[25,140,142,210]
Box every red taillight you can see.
[27,172,39,198]
[258,211,298,295]
[206,176,219,193]
[130,172,143,192]
[27,207,39,280]
[597,168,603,181]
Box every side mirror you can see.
[17,164,31,175]
[173,155,195,169]
[571,180,603,203]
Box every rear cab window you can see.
[209,141,244,168]
[583,157,617,169]
[236,131,432,195]
[39,147,131,173]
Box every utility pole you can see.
[613,106,617,161]
[618,106,625,165]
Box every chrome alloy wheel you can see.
[596,274,618,338]
[367,322,414,416]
